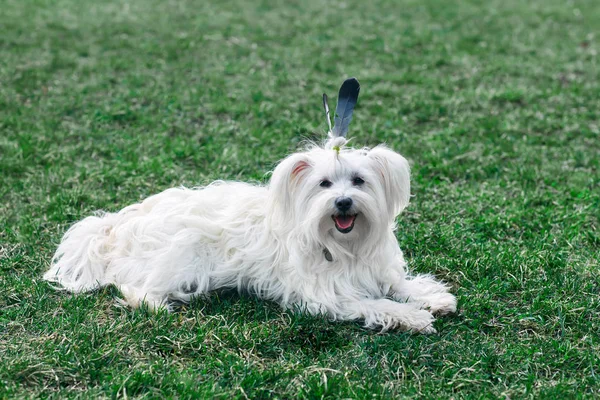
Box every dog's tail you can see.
[43,211,118,292]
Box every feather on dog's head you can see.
[267,77,411,258]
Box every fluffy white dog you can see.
[43,136,456,333]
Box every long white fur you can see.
[44,139,456,333]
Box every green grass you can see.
[1,0,599,397]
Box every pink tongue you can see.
[335,215,355,229]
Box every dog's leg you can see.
[295,298,437,334]
[391,274,457,316]
[354,298,437,333]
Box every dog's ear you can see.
[271,152,313,187]
[267,153,312,225]
[367,146,411,216]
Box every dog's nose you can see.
[335,197,353,212]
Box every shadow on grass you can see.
[86,286,389,358]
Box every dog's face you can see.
[268,142,411,251]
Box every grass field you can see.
[1,0,599,398]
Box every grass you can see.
[1,0,599,397]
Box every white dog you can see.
[43,135,456,333]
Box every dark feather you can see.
[332,77,360,137]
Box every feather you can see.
[332,77,360,137]
[322,93,332,133]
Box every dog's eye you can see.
[352,177,365,186]
[320,180,333,188]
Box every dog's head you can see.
[268,139,410,254]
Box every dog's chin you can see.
[332,214,358,234]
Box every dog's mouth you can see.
[332,214,357,233]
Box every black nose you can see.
[335,197,353,212]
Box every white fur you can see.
[44,139,456,333]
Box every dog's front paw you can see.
[383,305,437,334]
[423,292,457,316]
[362,301,437,334]
[403,308,437,334]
